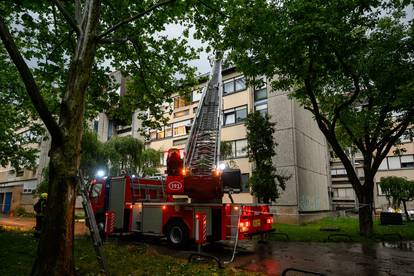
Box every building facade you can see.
[0,130,50,214]
[330,128,414,212]
[95,67,332,222]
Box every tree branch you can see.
[51,0,81,35]
[0,15,63,143]
[75,0,82,23]
[373,116,412,172]
[98,0,176,39]
[330,47,361,129]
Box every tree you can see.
[0,1,198,274]
[104,135,143,175]
[193,0,414,235]
[80,129,107,178]
[245,111,288,203]
[379,176,414,221]
[139,148,162,177]
[0,46,44,170]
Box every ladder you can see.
[185,53,223,175]
[79,171,109,275]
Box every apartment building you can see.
[330,128,414,211]
[0,130,50,214]
[95,67,332,222]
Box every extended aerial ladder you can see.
[165,53,225,202]
[185,54,223,175]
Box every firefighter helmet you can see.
[40,193,48,199]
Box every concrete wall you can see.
[293,100,331,212]
[267,90,331,213]
[268,90,298,209]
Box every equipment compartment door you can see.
[109,178,126,230]
[142,205,162,234]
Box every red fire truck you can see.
[88,55,274,247]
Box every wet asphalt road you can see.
[145,238,414,276]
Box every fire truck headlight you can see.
[96,170,105,178]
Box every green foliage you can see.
[104,135,161,176]
[220,141,233,159]
[104,135,144,175]
[379,176,414,208]
[80,129,107,179]
[139,148,162,177]
[245,112,288,203]
[0,46,44,170]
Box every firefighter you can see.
[34,193,47,237]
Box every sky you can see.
[163,24,211,76]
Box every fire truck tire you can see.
[166,220,189,248]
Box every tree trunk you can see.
[357,183,374,236]
[402,200,410,222]
[30,144,78,275]
[31,2,101,275]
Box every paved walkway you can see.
[0,215,87,235]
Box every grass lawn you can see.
[270,216,414,242]
[0,226,258,276]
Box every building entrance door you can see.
[3,192,12,214]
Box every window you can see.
[241,173,250,193]
[332,188,354,199]
[221,139,248,158]
[93,120,99,133]
[150,131,157,140]
[173,138,187,146]
[174,109,189,118]
[224,112,235,125]
[165,125,173,138]
[192,89,203,102]
[107,120,113,140]
[330,168,347,177]
[223,106,247,126]
[401,155,414,168]
[223,76,246,95]
[157,129,165,139]
[235,140,248,157]
[223,81,234,94]
[401,129,413,143]
[378,159,388,170]
[117,126,131,135]
[388,156,401,169]
[235,77,246,91]
[16,170,24,177]
[173,120,191,137]
[173,96,190,109]
[254,102,268,116]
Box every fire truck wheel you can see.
[166,220,189,248]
